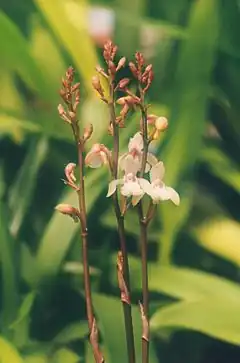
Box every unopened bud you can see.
[58,104,65,116]
[118,78,130,89]
[108,61,116,77]
[55,203,80,223]
[116,57,126,71]
[71,82,80,93]
[68,111,76,120]
[135,52,145,67]
[92,76,104,97]
[83,123,93,142]
[147,114,158,125]
[155,117,168,131]
[129,62,138,78]
[65,163,77,183]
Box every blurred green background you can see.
[1,0,240,362]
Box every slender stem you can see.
[138,95,150,363]
[108,85,136,363]
[73,123,103,363]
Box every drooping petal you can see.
[128,132,143,152]
[85,151,103,168]
[106,179,123,197]
[138,178,153,195]
[144,152,158,172]
[165,186,180,206]
[150,161,165,182]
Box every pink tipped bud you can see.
[108,61,116,77]
[55,203,80,223]
[129,62,138,78]
[58,104,65,116]
[116,57,126,71]
[118,78,130,89]
[147,114,158,125]
[155,117,168,131]
[92,76,104,97]
[83,123,93,142]
[65,163,77,183]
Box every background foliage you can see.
[0,0,240,362]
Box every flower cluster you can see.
[85,132,180,207]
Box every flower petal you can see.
[121,181,143,197]
[150,161,165,182]
[106,179,123,197]
[85,151,103,168]
[138,178,153,196]
[165,186,180,206]
[124,154,140,175]
[128,132,143,152]
[118,153,128,171]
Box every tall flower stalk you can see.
[56,40,180,363]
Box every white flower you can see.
[139,161,180,205]
[85,144,109,168]
[107,155,145,204]
[119,132,158,173]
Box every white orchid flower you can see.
[85,143,109,168]
[107,155,145,204]
[139,161,180,205]
[119,132,158,173]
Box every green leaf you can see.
[52,348,80,363]
[151,299,240,346]
[193,218,240,266]
[200,146,240,194]
[92,293,158,363]
[158,0,220,264]
[0,10,51,99]
[0,113,40,141]
[110,255,240,302]
[0,169,19,337]
[163,0,219,185]
[34,0,98,95]
[0,337,23,363]
[10,292,37,329]
[54,321,88,344]
[9,138,49,237]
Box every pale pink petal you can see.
[124,154,140,175]
[118,153,128,171]
[138,178,153,196]
[107,179,123,197]
[165,186,180,206]
[150,161,165,182]
[85,151,103,168]
[128,132,143,152]
[147,152,158,167]
[120,181,143,197]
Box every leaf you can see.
[163,0,219,185]
[0,169,19,337]
[193,218,240,266]
[0,337,23,363]
[9,137,49,237]
[0,113,40,141]
[200,146,240,194]
[54,321,88,344]
[158,0,220,264]
[10,292,37,329]
[0,10,51,99]
[109,255,240,302]
[92,293,158,363]
[52,348,80,363]
[34,0,97,95]
[151,299,240,346]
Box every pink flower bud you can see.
[155,117,168,131]
[55,203,80,223]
